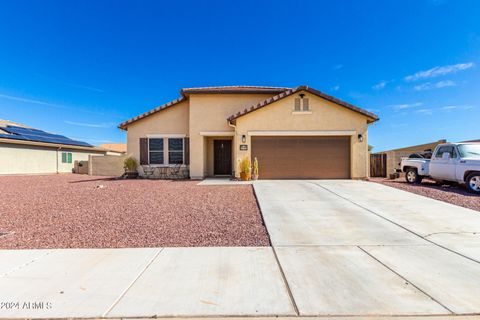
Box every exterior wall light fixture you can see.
[358,134,364,142]
[242,135,246,143]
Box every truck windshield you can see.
[458,144,480,158]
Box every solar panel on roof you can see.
[0,126,93,147]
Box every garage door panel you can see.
[251,136,350,179]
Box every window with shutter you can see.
[168,138,184,164]
[139,138,148,165]
[184,137,190,165]
[294,98,301,111]
[303,98,310,111]
[149,138,164,164]
[61,152,72,163]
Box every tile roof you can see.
[227,85,379,123]
[118,85,379,130]
[118,86,290,130]
[180,86,290,96]
[99,143,127,153]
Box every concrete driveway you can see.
[2,179,480,319]
[254,180,480,316]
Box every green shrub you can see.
[124,156,138,172]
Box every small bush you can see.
[124,156,138,172]
[240,157,251,174]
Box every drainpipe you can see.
[228,120,237,177]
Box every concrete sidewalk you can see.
[0,247,294,318]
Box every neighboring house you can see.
[0,119,107,175]
[375,139,447,176]
[99,143,127,156]
[119,85,378,179]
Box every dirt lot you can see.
[370,177,480,212]
[0,174,270,249]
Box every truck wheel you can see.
[466,173,480,194]
[405,168,423,184]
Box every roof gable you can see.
[118,96,186,130]
[118,86,289,130]
[227,86,379,123]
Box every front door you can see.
[214,140,232,175]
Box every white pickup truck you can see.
[400,142,480,194]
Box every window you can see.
[149,138,164,164]
[302,98,310,111]
[168,138,184,164]
[458,144,480,159]
[294,98,301,111]
[435,146,456,159]
[61,152,72,163]
[293,97,310,111]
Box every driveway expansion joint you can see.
[103,247,165,317]
[0,250,51,277]
[271,246,300,316]
[357,246,454,315]
[424,232,479,238]
[309,181,480,265]
[252,182,299,316]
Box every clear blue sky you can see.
[0,0,479,151]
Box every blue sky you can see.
[0,0,479,151]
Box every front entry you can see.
[214,140,232,175]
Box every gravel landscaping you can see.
[0,174,270,249]
[370,177,480,212]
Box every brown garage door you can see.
[251,136,351,179]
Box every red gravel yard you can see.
[0,175,270,249]
[370,177,480,212]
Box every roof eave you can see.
[227,85,380,122]
[0,138,106,152]
[180,87,290,97]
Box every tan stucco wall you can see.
[188,94,273,178]
[89,154,127,176]
[126,100,189,162]
[234,92,370,179]
[0,143,104,175]
[124,91,372,179]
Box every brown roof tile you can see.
[227,85,379,123]
[99,143,127,153]
[180,85,290,96]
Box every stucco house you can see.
[119,85,379,179]
[0,119,108,175]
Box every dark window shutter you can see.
[184,137,190,165]
[140,138,148,165]
[303,98,309,111]
[294,98,301,111]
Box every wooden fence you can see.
[370,154,387,177]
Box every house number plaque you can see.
[240,144,248,151]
